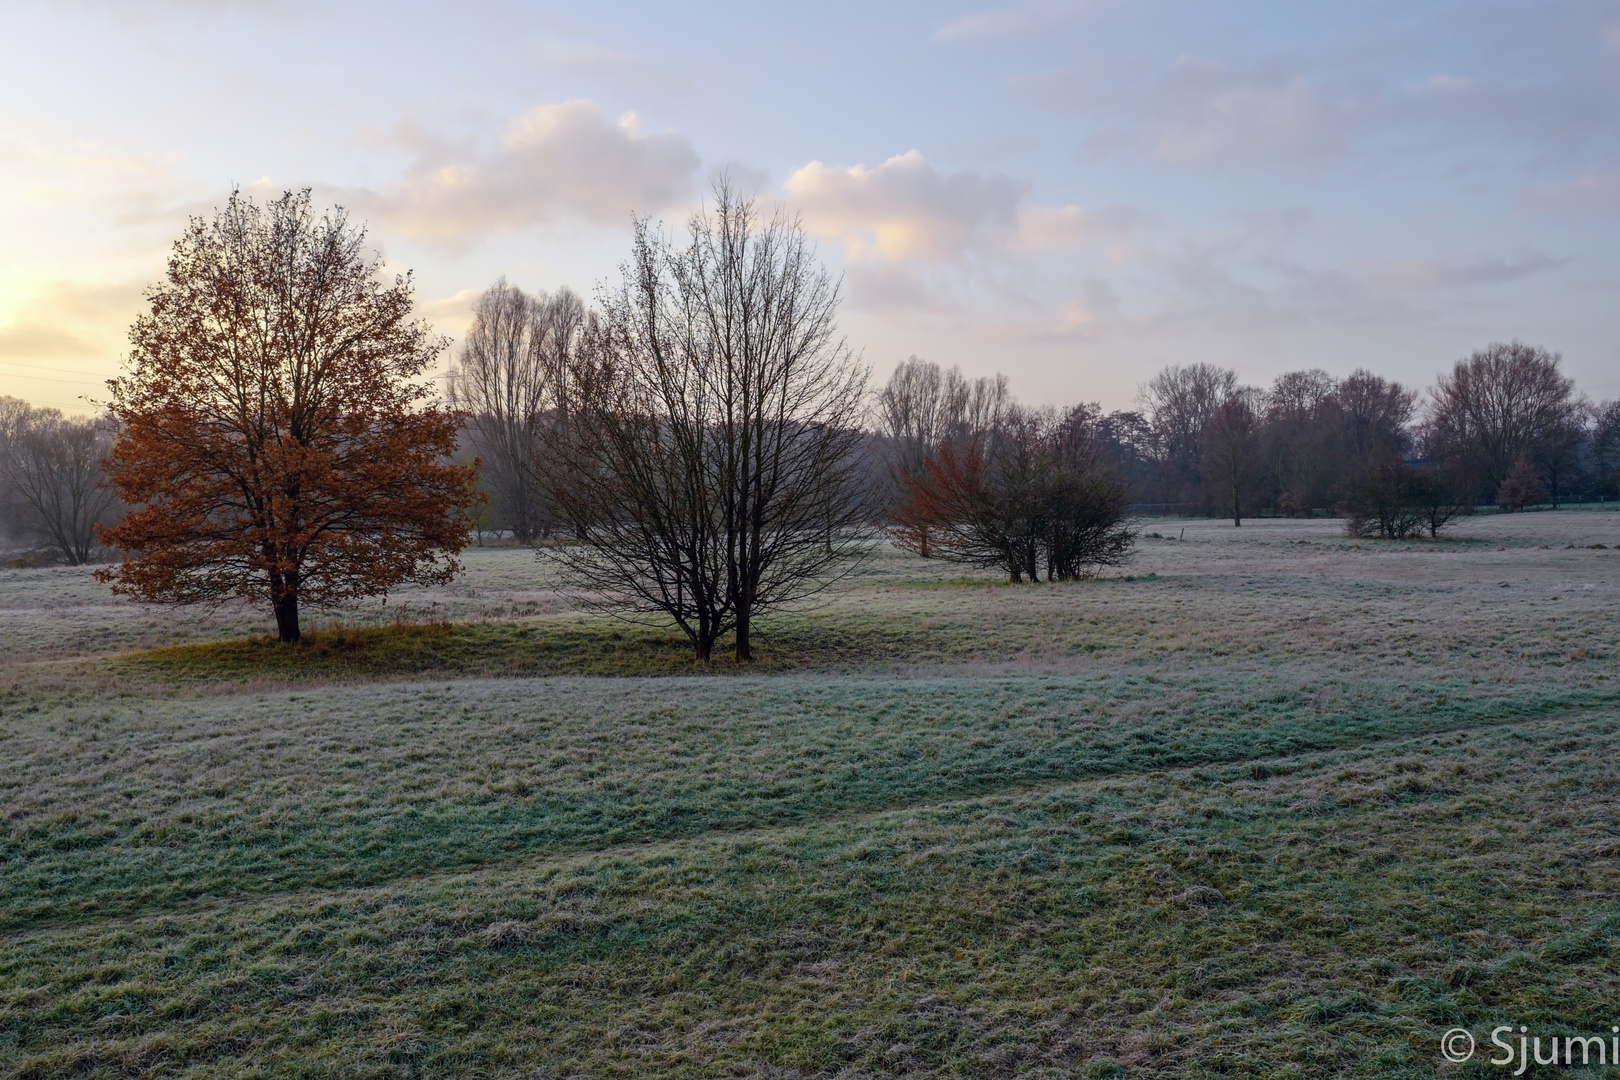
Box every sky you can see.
[2,0,1618,415]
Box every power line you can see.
[0,370,102,384]
[0,360,117,379]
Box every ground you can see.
[1,512,1618,1079]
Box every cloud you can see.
[1364,252,1565,290]
[1022,56,1355,169]
[1522,170,1620,215]
[783,150,1149,314]
[1148,59,1350,167]
[785,151,1027,263]
[363,101,701,247]
[932,1,1097,42]
[417,287,483,335]
[1012,204,1149,254]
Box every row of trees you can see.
[22,183,1619,658]
[1042,344,1620,535]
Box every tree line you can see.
[1096,347,1620,535]
[10,184,1618,658]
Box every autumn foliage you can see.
[890,398,1134,583]
[99,189,478,642]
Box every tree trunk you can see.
[919,525,929,559]
[273,582,301,643]
[734,612,753,662]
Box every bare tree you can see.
[449,281,591,540]
[0,399,120,564]
[1263,369,1337,513]
[545,182,869,662]
[1594,400,1620,501]
[1533,402,1589,509]
[1495,458,1545,511]
[879,359,1005,556]
[1427,341,1576,500]
[1203,387,1263,526]
[876,357,963,556]
[1138,363,1238,501]
[1042,405,1135,579]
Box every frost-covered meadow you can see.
[2,512,1618,1077]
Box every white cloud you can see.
[363,101,701,247]
[1012,204,1148,254]
[785,151,1027,263]
[0,280,143,363]
[783,150,1148,313]
[417,288,483,342]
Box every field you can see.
[2,513,1618,1079]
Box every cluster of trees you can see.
[876,359,1132,582]
[1055,344,1620,536]
[0,399,120,564]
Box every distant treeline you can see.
[5,325,1616,567]
[1092,342,1618,529]
[454,331,1620,547]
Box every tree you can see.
[899,401,1132,583]
[1495,457,1545,512]
[876,356,965,557]
[99,188,479,643]
[448,281,590,540]
[1427,341,1576,499]
[1041,405,1135,579]
[1262,369,1337,513]
[1204,388,1263,526]
[879,359,1005,557]
[1139,363,1237,502]
[544,183,869,662]
[0,400,121,564]
[1594,400,1620,501]
[1533,403,1589,509]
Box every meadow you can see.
[2,513,1618,1078]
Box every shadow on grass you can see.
[119,620,708,683]
[113,611,982,685]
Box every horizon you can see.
[3,0,1618,415]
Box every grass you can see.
[3,514,1619,1077]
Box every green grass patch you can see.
[3,713,1616,1078]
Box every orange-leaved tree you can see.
[98,188,479,642]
